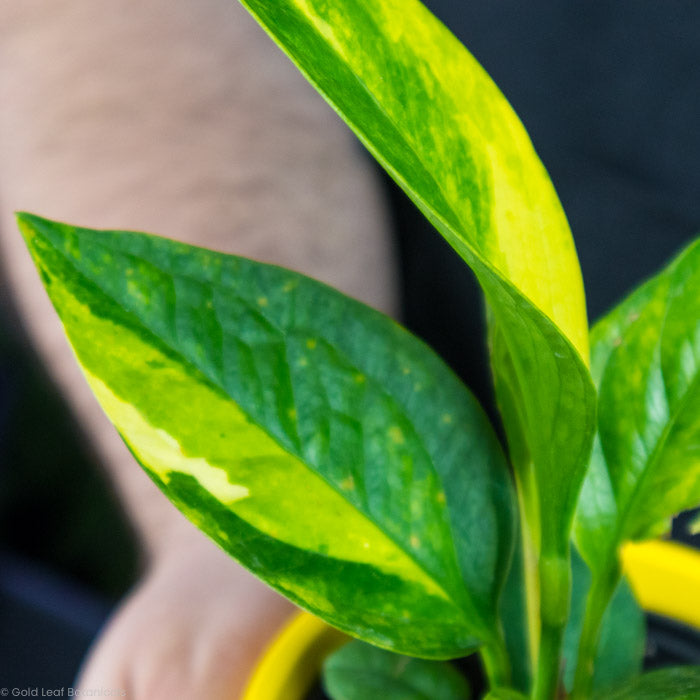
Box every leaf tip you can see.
[15,210,37,238]
[15,211,56,247]
[14,212,71,288]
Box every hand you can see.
[76,534,294,699]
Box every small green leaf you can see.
[234,0,595,559]
[575,237,700,571]
[322,640,470,700]
[18,213,515,658]
[562,549,645,693]
[595,666,700,699]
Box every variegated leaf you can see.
[19,212,515,658]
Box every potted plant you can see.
[15,0,700,696]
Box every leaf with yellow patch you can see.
[18,213,515,659]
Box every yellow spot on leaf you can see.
[437,492,446,504]
[291,0,347,58]
[410,535,421,549]
[354,373,366,384]
[306,338,317,350]
[340,476,355,491]
[257,296,269,307]
[388,426,405,445]
[298,357,308,367]
[126,279,144,300]
[441,413,453,424]
[287,408,297,421]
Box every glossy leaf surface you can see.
[576,238,700,570]
[322,640,470,699]
[19,213,515,658]
[596,666,700,699]
[235,0,595,556]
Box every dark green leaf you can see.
[18,212,515,658]
[322,640,470,699]
[596,666,700,699]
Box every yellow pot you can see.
[242,609,348,700]
[242,539,700,700]
[621,539,700,629]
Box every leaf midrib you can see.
[603,265,700,546]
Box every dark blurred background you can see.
[0,282,139,687]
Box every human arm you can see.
[0,0,396,696]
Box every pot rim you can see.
[242,608,346,700]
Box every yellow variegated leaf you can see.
[19,213,515,659]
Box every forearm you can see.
[0,0,396,561]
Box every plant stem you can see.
[570,561,621,700]
[513,463,541,681]
[532,620,565,700]
[480,632,512,690]
[532,551,572,700]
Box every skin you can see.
[0,1,396,696]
